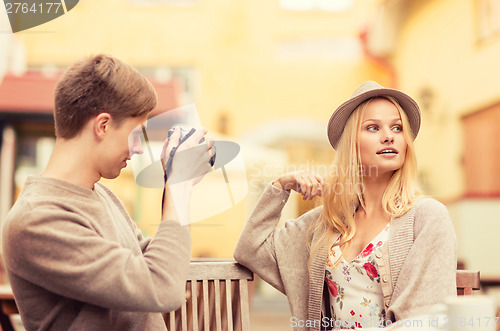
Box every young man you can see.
[2,54,212,330]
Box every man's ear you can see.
[94,113,112,139]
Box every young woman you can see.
[234,81,457,330]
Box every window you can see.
[280,0,352,12]
[462,103,500,196]
[476,0,500,41]
[276,37,362,62]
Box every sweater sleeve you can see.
[387,198,457,320]
[234,183,320,295]
[3,203,191,313]
[134,222,153,253]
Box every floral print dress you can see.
[324,223,390,329]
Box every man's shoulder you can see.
[4,192,87,230]
[4,177,102,228]
[94,182,129,211]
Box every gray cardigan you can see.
[2,176,191,331]
[234,184,457,330]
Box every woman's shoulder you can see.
[411,197,453,234]
[413,197,449,217]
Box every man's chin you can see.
[101,170,121,180]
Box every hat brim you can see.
[327,87,421,149]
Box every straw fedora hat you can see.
[327,81,421,149]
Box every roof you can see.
[0,72,181,117]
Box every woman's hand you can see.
[273,170,324,200]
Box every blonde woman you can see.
[234,81,456,330]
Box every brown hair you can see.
[54,54,158,138]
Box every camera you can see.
[167,127,216,167]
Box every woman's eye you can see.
[367,125,378,132]
[392,125,403,132]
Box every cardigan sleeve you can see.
[387,198,457,320]
[234,183,320,295]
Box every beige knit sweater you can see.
[2,176,191,331]
[234,184,457,330]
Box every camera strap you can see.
[163,128,197,183]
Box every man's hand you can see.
[160,127,214,186]
[160,127,215,224]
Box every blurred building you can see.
[364,0,500,279]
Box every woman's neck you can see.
[359,172,393,216]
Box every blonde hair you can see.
[308,96,421,269]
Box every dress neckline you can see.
[337,222,390,264]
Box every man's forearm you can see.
[161,184,193,224]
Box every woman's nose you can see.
[382,128,395,143]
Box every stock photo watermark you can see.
[3,0,79,33]
[290,315,500,330]
[247,161,379,196]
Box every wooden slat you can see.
[225,279,233,331]
[168,311,175,331]
[214,280,222,331]
[202,279,209,330]
[191,281,198,331]
[239,279,250,331]
[180,298,187,331]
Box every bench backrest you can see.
[165,261,254,331]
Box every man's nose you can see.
[129,137,144,156]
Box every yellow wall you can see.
[393,0,500,199]
[18,0,385,134]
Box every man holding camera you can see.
[2,54,213,330]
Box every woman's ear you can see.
[94,113,112,139]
